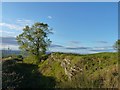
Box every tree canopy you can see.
[113,39,120,52]
[16,22,52,62]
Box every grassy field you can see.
[2,52,118,89]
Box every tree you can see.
[113,40,120,52]
[16,22,52,62]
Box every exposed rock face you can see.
[50,54,83,80]
[60,58,83,80]
[61,58,72,80]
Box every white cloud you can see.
[16,19,33,25]
[0,23,23,30]
[47,16,52,19]
[93,46,113,50]
[0,44,19,50]
[0,30,15,34]
[0,29,17,37]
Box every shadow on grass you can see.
[2,60,56,89]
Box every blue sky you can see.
[1,2,118,54]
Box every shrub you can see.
[23,55,38,64]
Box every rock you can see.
[59,58,83,80]
[50,54,83,81]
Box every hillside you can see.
[2,52,118,89]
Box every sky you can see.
[0,2,118,54]
[1,0,119,2]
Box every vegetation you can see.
[2,58,56,88]
[2,52,118,89]
[16,22,52,62]
[113,39,120,51]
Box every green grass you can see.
[2,52,118,88]
[2,59,56,88]
[38,58,67,82]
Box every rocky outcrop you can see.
[61,58,83,80]
[50,53,83,80]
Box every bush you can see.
[2,60,56,88]
[23,55,38,64]
[17,55,23,59]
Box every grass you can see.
[2,58,56,88]
[2,52,118,88]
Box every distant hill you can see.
[1,50,21,58]
[1,50,52,58]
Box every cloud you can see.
[50,44,64,48]
[0,30,15,34]
[93,46,113,50]
[0,37,64,50]
[90,49,112,52]
[0,36,115,54]
[16,19,33,25]
[0,23,23,30]
[47,16,52,19]
[65,46,91,50]
[0,37,18,45]
[89,46,114,52]
[95,41,108,44]
[64,45,114,54]
[69,41,80,44]
[0,44,19,50]
[1,37,65,48]
[0,37,19,50]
